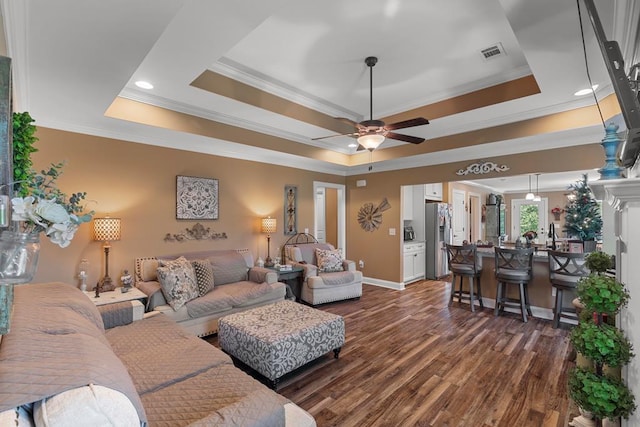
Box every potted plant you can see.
[569,251,636,426]
[551,206,563,221]
[563,174,603,252]
[12,111,38,197]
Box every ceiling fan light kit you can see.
[313,56,430,150]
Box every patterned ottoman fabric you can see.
[218,300,345,385]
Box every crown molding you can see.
[1,0,30,111]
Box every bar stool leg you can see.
[449,274,456,306]
[458,276,463,303]
[553,287,563,328]
[494,281,502,316]
[519,282,528,323]
[477,276,484,309]
[524,283,533,317]
[469,277,475,312]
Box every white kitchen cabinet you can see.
[402,185,413,220]
[424,183,443,201]
[403,242,426,283]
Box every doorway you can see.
[313,182,346,253]
[511,198,548,241]
[468,192,481,243]
[451,189,466,245]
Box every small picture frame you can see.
[568,240,584,253]
[176,175,219,220]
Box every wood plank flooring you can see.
[209,279,576,427]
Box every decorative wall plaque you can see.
[284,185,297,235]
[176,175,219,220]
[357,198,391,232]
[164,223,227,242]
[456,161,510,176]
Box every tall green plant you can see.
[12,112,38,197]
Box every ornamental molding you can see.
[164,223,228,242]
[456,161,510,176]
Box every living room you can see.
[2,1,640,426]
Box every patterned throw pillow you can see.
[156,257,199,311]
[192,259,214,296]
[315,248,344,273]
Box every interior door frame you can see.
[313,181,346,253]
[468,191,481,243]
[452,189,466,245]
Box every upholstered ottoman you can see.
[218,300,345,389]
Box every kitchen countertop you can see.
[476,245,550,261]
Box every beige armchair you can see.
[283,236,362,305]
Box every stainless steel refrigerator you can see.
[425,202,452,279]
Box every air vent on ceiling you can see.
[480,43,506,60]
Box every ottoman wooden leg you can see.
[270,377,280,390]
[334,347,341,359]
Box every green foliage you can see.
[12,112,38,197]
[519,204,539,237]
[577,273,630,314]
[569,367,636,420]
[570,320,633,367]
[585,251,613,274]
[563,174,603,241]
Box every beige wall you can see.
[31,127,343,287]
[31,127,603,288]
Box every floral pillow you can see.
[315,248,344,273]
[191,259,214,296]
[156,257,199,311]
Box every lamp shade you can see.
[261,217,276,234]
[93,217,121,242]
[357,133,385,150]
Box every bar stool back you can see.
[494,247,534,322]
[548,250,590,328]
[445,244,483,312]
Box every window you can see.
[511,198,548,241]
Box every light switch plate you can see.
[389,228,396,236]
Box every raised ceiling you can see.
[2,0,638,191]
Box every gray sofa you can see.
[0,282,315,426]
[135,249,286,337]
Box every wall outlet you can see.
[389,228,396,236]
[359,260,365,269]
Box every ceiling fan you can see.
[313,56,429,151]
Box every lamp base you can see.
[264,257,274,268]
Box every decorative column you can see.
[0,56,12,335]
[598,123,624,180]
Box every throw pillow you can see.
[192,259,214,296]
[315,248,344,273]
[156,256,199,311]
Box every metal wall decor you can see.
[357,197,391,232]
[456,161,510,176]
[164,223,227,242]
[176,175,219,220]
[284,185,297,235]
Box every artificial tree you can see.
[569,251,635,426]
[564,174,603,251]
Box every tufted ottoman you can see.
[218,300,345,389]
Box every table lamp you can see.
[261,217,276,267]
[93,217,121,297]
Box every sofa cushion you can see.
[208,252,249,285]
[186,287,235,318]
[315,248,344,272]
[33,385,139,427]
[157,256,199,311]
[139,258,159,282]
[192,259,215,296]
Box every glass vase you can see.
[0,231,41,284]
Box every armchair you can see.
[283,233,362,305]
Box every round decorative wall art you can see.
[357,198,391,232]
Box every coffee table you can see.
[218,300,345,389]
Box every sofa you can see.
[0,282,315,426]
[135,249,286,337]
[283,241,363,305]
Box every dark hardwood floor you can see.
[209,280,576,427]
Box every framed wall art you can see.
[284,185,297,235]
[176,175,219,220]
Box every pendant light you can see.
[525,175,535,200]
[533,173,542,202]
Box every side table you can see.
[83,287,148,308]
[267,266,305,301]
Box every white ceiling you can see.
[1,0,638,192]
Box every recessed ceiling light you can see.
[135,80,154,90]
[574,84,598,96]
[348,143,358,148]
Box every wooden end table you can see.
[267,266,304,301]
[83,287,148,308]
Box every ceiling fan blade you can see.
[311,132,359,141]
[385,117,429,131]
[335,117,361,129]
[386,132,425,144]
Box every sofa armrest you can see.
[342,260,356,272]
[136,280,167,310]
[291,261,318,278]
[249,267,277,284]
[99,300,144,329]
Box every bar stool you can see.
[548,250,589,328]
[445,243,483,312]
[494,247,534,322]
